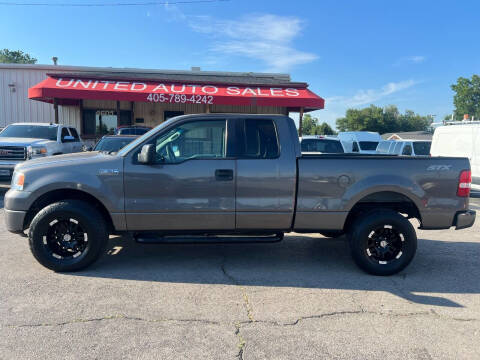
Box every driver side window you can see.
[152,120,226,164]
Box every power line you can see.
[0,0,229,6]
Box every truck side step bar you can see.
[134,233,284,244]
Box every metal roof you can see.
[381,131,433,140]
[0,63,299,86]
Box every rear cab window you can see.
[241,119,280,159]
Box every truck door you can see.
[234,117,297,231]
[123,117,236,231]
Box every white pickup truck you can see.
[0,123,84,179]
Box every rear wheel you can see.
[29,200,109,272]
[348,210,417,276]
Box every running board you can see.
[134,233,284,244]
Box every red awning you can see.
[28,76,324,111]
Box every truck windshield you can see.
[0,125,57,140]
[94,137,136,152]
[301,139,344,153]
[413,141,431,155]
[359,141,379,151]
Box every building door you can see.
[119,110,132,127]
[82,110,117,138]
[123,117,236,231]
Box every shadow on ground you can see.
[71,233,480,308]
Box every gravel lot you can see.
[1,192,479,359]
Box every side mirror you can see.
[138,144,155,164]
[83,145,93,152]
[62,135,75,143]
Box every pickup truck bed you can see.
[4,114,475,275]
[296,154,470,231]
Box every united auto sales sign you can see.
[53,78,301,105]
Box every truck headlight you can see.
[27,146,47,158]
[11,172,25,191]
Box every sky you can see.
[1,0,479,129]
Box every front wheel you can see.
[348,210,417,276]
[29,200,109,272]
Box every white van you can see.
[337,131,382,154]
[376,140,431,156]
[430,124,480,190]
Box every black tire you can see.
[29,200,109,272]
[348,210,417,276]
[319,230,344,238]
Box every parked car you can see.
[300,135,345,153]
[115,126,152,135]
[5,114,475,275]
[431,123,480,191]
[376,140,431,156]
[0,123,83,179]
[338,131,382,154]
[93,135,138,153]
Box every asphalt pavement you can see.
[1,193,479,359]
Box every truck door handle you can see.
[215,169,233,181]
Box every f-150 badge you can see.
[98,169,120,175]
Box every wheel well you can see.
[344,191,421,231]
[23,189,114,232]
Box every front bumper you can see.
[4,208,27,233]
[454,210,476,230]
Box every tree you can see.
[0,49,37,64]
[451,75,480,120]
[301,114,337,135]
[336,105,432,133]
[317,122,336,135]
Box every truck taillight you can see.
[457,170,471,197]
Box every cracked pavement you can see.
[1,194,479,359]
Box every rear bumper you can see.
[4,209,27,233]
[454,210,476,230]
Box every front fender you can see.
[7,156,124,213]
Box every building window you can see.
[82,109,131,137]
[164,111,184,121]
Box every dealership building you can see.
[0,63,324,141]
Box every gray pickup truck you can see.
[4,114,475,275]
